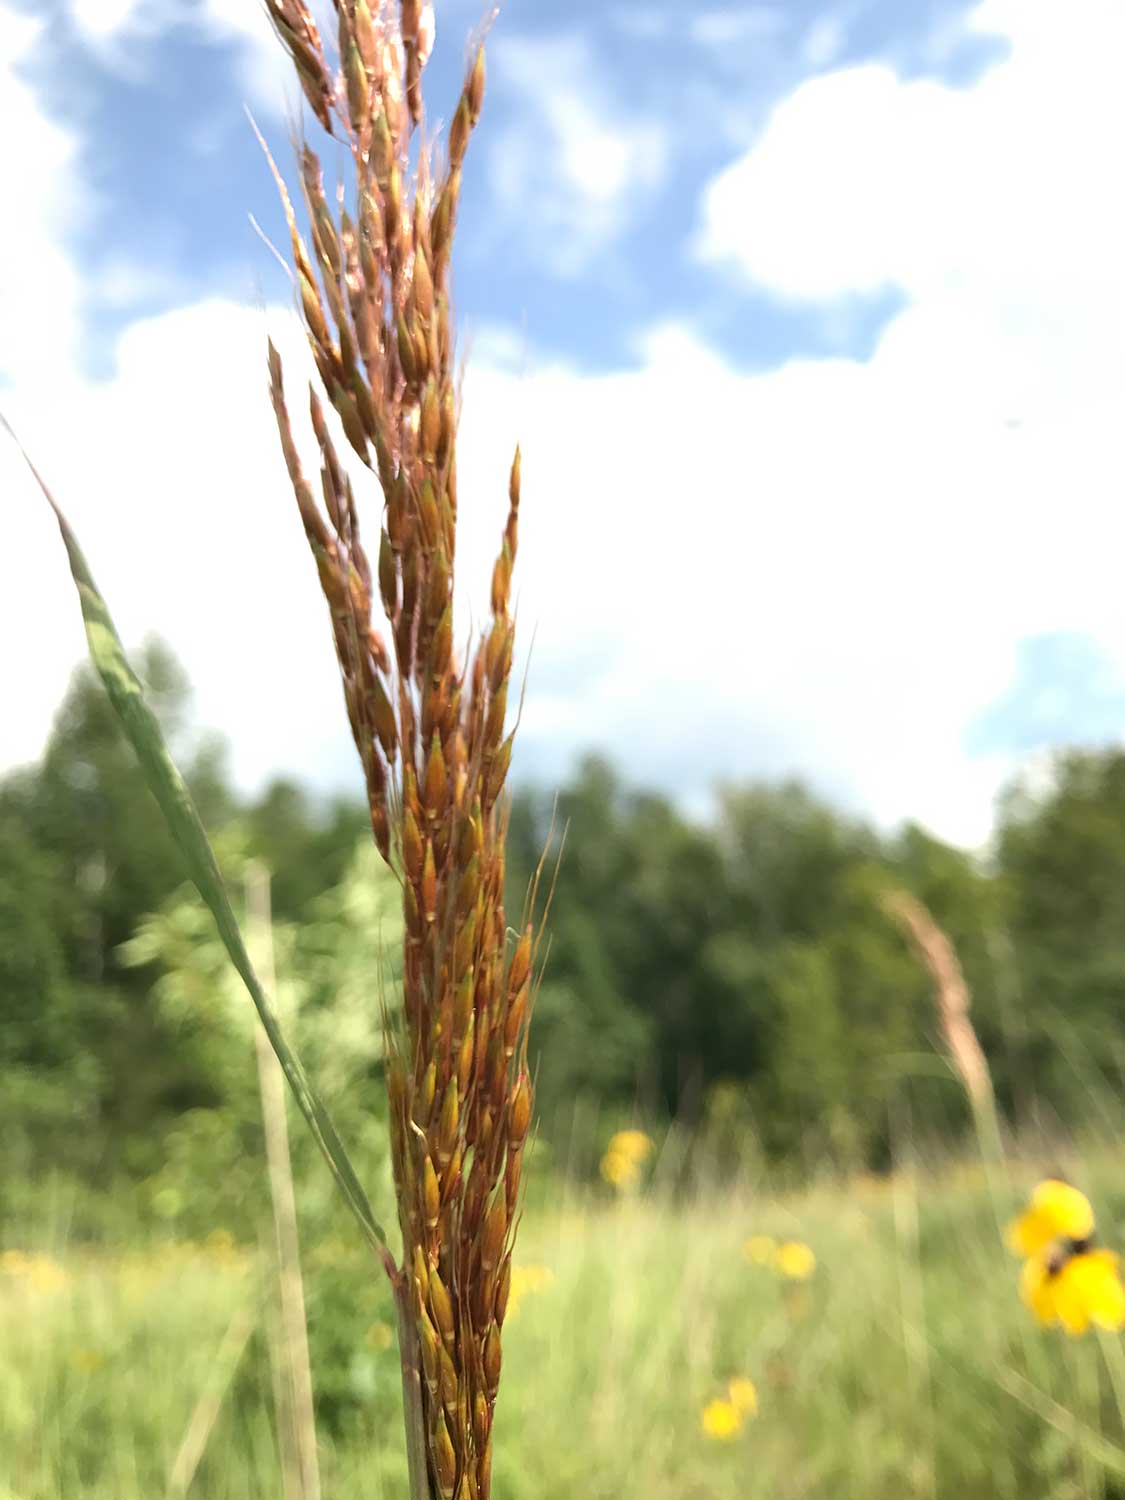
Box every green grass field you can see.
[5,1146,1125,1500]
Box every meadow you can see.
[6,4,1124,1497]
[6,1133,1125,1500]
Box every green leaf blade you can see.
[9,417,388,1257]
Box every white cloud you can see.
[0,0,340,791]
[682,0,1125,840]
[453,322,1065,850]
[0,10,85,386]
[66,0,300,116]
[690,7,785,50]
[10,0,1125,854]
[4,286,1067,850]
[198,0,306,117]
[488,34,668,276]
[802,14,846,69]
[699,0,1125,326]
[70,0,146,38]
[1,301,351,795]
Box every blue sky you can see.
[4,0,1125,850]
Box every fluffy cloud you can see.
[2,300,347,790]
[0,285,1046,847]
[698,0,1125,434]
[70,0,144,39]
[690,8,786,50]
[685,0,1125,837]
[67,0,298,115]
[458,323,1031,846]
[0,11,85,386]
[7,0,1125,852]
[487,33,668,276]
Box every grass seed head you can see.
[262,3,535,1492]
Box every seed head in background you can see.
[261,5,538,1498]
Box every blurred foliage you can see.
[8,645,1125,1215]
[0,643,381,1215]
[508,757,1008,1168]
[10,1150,1125,1499]
[118,830,402,1236]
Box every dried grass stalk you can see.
[261,6,535,1497]
[883,889,998,1149]
[246,862,321,1500]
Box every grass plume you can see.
[883,888,1000,1163]
[261,5,534,1497]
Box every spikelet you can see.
[262,6,530,1497]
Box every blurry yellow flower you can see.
[701,1398,742,1440]
[507,1264,555,1320]
[365,1320,395,1352]
[1021,1247,1125,1336]
[743,1235,776,1265]
[1019,1252,1056,1326]
[1007,1180,1094,1258]
[609,1129,654,1162]
[775,1241,816,1280]
[600,1150,639,1188]
[601,1130,654,1189]
[511,1264,553,1295]
[31,1258,69,1293]
[727,1376,758,1417]
[600,1133,649,1191]
[71,1347,106,1374]
[3,1251,70,1293]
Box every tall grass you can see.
[16,2,537,1494]
[6,1145,1125,1500]
[261,4,536,1496]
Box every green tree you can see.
[244,778,369,923]
[0,641,232,1175]
[996,749,1125,1119]
[120,833,403,1234]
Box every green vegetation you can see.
[9,648,1125,1495]
[8,645,1125,1212]
[7,1148,1125,1500]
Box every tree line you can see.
[4,642,1124,1205]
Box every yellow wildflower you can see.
[506,1264,555,1320]
[1021,1247,1125,1336]
[701,1398,742,1440]
[775,1241,816,1280]
[3,1252,70,1293]
[1019,1252,1056,1326]
[603,1152,639,1188]
[600,1150,638,1188]
[743,1235,776,1265]
[609,1129,654,1162]
[728,1376,758,1416]
[1007,1179,1094,1258]
[600,1131,653,1190]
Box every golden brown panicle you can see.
[262,5,534,1498]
